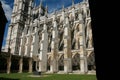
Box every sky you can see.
[1,0,83,48]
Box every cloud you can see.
[1,0,13,21]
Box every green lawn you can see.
[0,73,97,80]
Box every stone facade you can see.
[5,0,95,74]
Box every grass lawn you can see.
[0,73,97,80]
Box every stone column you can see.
[19,39,22,56]
[86,20,93,48]
[33,26,39,56]
[72,0,75,20]
[72,7,75,20]
[28,0,33,16]
[79,13,88,74]
[74,28,79,50]
[12,0,17,13]
[19,32,24,56]
[80,45,88,74]
[6,25,12,74]
[25,36,29,56]
[18,1,23,10]
[63,14,72,73]
[50,14,58,73]
[82,2,87,18]
[38,22,48,72]
[30,26,37,57]
[28,58,33,73]
[30,36,34,58]
[62,5,65,21]
[18,57,23,73]
[6,56,11,74]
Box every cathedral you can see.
[5,0,95,74]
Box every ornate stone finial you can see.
[34,2,36,7]
[72,0,75,8]
[62,4,65,12]
[66,12,69,18]
[83,0,88,3]
[53,9,57,21]
[78,3,82,13]
[46,4,48,11]
[53,9,57,15]
[40,0,42,7]
[44,14,47,24]
[45,4,48,17]
[44,5,48,23]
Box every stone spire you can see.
[50,9,58,73]
[40,0,42,7]
[34,2,36,7]
[53,9,57,15]
[63,12,72,73]
[78,3,82,13]
[72,0,74,8]
[45,4,48,17]
[38,0,43,20]
[62,4,65,12]
[38,8,48,72]
[83,0,88,2]
[78,9,88,73]
[62,5,65,21]
[33,2,36,14]
[71,0,75,20]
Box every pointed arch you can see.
[72,53,80,70]
[23,37,27,55]
[47,56,51,71]
[58,54,64,70]
[27,36,33,55]
[87,51,95,70]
